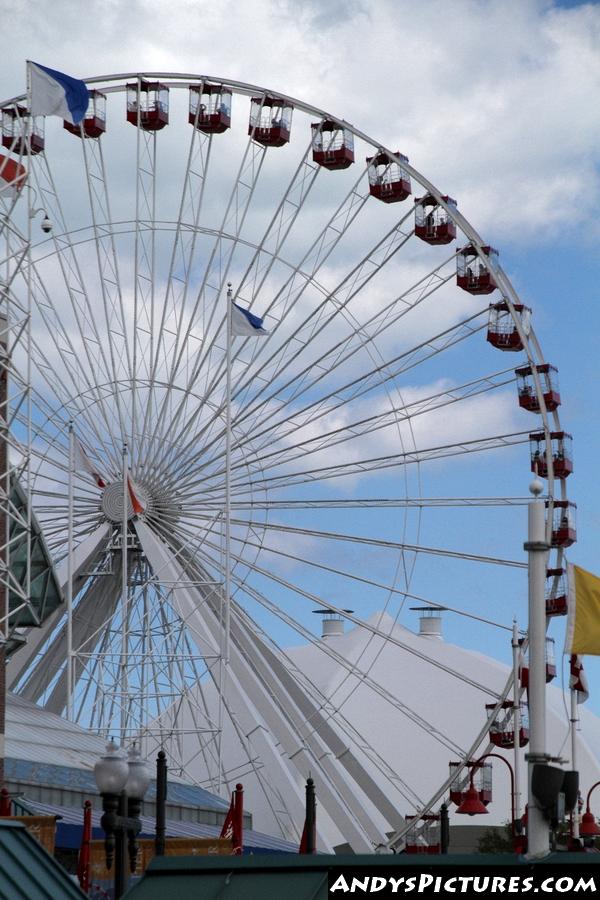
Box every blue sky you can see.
[1,0,599,738]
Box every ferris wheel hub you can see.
[101,480,150,522]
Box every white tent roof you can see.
[179,611,600,848]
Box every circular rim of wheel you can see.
[0,71,570,850]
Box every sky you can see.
[1,0,599,748]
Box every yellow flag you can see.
[565,564,600,655]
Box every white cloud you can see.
[1,1,597,245]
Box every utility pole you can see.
[524,478,550,858]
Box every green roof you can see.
[123,852,600,900]
[6,478,64,654]
[0,819,84,899]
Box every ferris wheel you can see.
[0,72,574,852]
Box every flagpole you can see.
[571,685,579,840]
[120,443,129,744]
[66,421,74,720]
[225,285,232,668]
[216,284,234,795]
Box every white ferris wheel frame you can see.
[0,71,570,852]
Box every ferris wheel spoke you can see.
[201,511,526,570]
[147,136,270,463]
[226,199,417,401]
[194,517,514,632]
[184,430,529,499]
[4,73,569,848]
[29,348,126,477]
[148,521,437,828]
[79,134,132,439]
[148,143,323,480]
[167,515,501,706]
[139,126,217,466]
[185,536,471,767]
[176,365,516,493]
[17,556,122,709]
[25,281,119,454]
[194,155,366,389]
[170,304,490,493]
[150,162,374,476]
[228,220,437,425]
[27,375,121,477]
[205,496,531,511]
[167,218,431,477]
[149,127,213,388]
[31,157,117,388]
[234,308,489,463]
[235,147,321,306]
[135,518,358,847]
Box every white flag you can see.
[73,437,106,489]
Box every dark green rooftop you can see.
[6,478,64,655]
[123,852,600,900]
[0,819,84,900]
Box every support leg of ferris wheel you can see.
[0,311,7,792]
[525,477,550,858]
[511,620,522,825]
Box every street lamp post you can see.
[579,781,600,843]
[456,752,520,851]
[524,478,550,857]
[94,740,152,899]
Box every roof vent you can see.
[313,609,353,639]
[411,606,444,640]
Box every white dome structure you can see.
[166,610,600,852]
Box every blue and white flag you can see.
[231,302,268,337]
[28,62,89,125]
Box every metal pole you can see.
[66,422,74,720]
[155,750,167,857]
[512,620,521,824]
[524,478,550,858]
[217,285,233,795]
[120,444,129,744]
[0,314,7,793]
[233,782,244,855]
[305,777,316,854]
[115,792,128,899]
[224,285,232,667]
[571,689,579,840]
[440,802,449,854]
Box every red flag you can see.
[127,475,145,515]
[219,784,243,854]
[73,437,106,489]
[76,800,92,894]
[220,793,235,841]
[0,154,26,198]
[570,654,589,704]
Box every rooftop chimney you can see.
[313,608,354,640]
[411,606,444,640]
